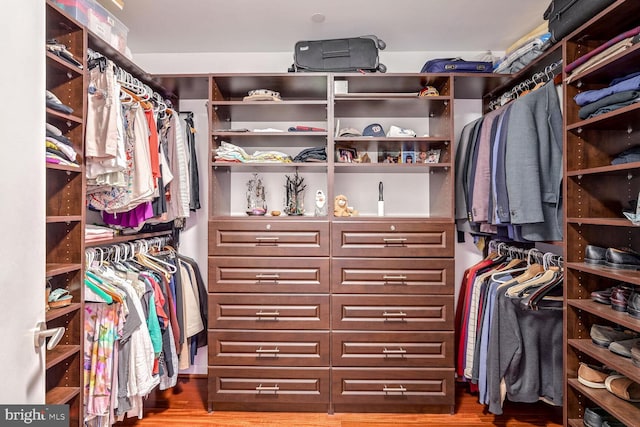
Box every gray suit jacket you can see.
[504,82,563,241]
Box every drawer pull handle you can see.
[383,385,407,393]
[383,238,407,245]
[256,236,280,245]
[256,347,280,354]
[256,384,279,393]
[383,347,406,355]
[382,311,407,318]
[256,273,280,281]
[256,310,280,317]
[383,275,407,281]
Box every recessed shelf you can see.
[46,215,82,223]
[565,262,640,287]
[567,298,640,332]
[46,303,82,323]
[46,345,81,370]
[566,218,636,227]
[568,339,640,384]
[567,379,640,427]
[46,386,81,405]
[46,108,83,124]
[45,263,81,277]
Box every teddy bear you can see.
[334,194,358,217]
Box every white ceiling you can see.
[99,0,551,55]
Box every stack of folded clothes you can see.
[46,39,83,69]
[293,147,326,163]
[46,122,79,167]
[46,90,74,115]
[494,21,551,74]
[85,224,115,243]
[574,72,640,120]
[214,141,292,163]
[566,26,640,82]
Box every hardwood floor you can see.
[118,377,562,426]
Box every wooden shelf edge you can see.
[46,303,82,322]
[565,262,640,286]
[567,419,582,427]
[46,215,82,223]
[46,345,81,370]
[45,162,82,172]
[84,230,172,247]
[45,108,83,124]
[46,386,81,405]
[211,100,328,105]
[45,263,82,277]
[46,51,83,75]
[567,298,640,332]
[566,217,635,227]
[566,102,640,131]
[567,162,640,177]
[565,43,640,86]
[213,131,328,137]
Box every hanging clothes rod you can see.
[488,59,563,111]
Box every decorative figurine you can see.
[246,173,267,215]
[334,194,357,217]
[284,171,306,216]
[314,190,327,216]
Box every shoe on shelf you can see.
[590,324,638,348]
[608,337,640,358]
[584,407,625,427]
[605,375,640,402]
[577,363,612,389]
[605,247,640,270]
[627,290,640,319]
[590,287,613,305]
[48,288,73,309]
[631,341,640,368]
[610,285,633,312]
[585,244,607,265]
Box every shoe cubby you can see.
[47,269,83,316]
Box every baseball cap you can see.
[243,89,282,101]
[362,123,385,137]
[338,128,362,137]
[387,125,416,137]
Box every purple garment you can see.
[102,202,154,228]
[574,74,640,106]
[566,26,640,73]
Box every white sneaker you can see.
[387,125,416,137]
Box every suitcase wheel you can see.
[377,39,386,50]
[378,63,387,73]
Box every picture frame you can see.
[378,150,399,163]
[402,151,416,164]
[336,146,357,163]
[425,149,441,164]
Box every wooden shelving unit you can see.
[563,1,640,425]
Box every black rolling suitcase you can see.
[289,35,387,73]
[544,0,616,42]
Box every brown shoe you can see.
[605,375,640,402]
[578,363,611,389]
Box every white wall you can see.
[0,0,46,403]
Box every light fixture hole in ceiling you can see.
[311,13,326,23]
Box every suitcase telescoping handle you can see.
[323,49,350,59]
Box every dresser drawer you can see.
[209,330,329,366]
[331,331,453,368]
[332,221,453,258]
[209,367,330,405]
[209,294,330,330]
[209,256,330,293]
[332,295,453,331]
[332,368,454,406]
[209,220,329,257]
[331,258,453,294]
